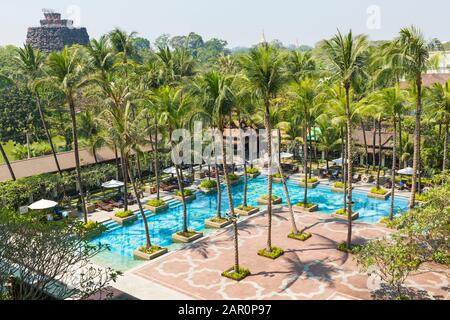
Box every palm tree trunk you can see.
[410,77,422,209]
[68,94,87,223]
[376,120,382,189]
[398,115,404,168]
[243,162,248,207]
[35,93,62,175]
[93,146,98,164]
[303,113,309,207]
[279,165,299,235]
[443,123,449,171]
[221,128,240,273]
[114,145,120,180]
[120,149,129,211]
[127,159,152,248]
[175,163,188,233]
[0,143,16,181]
[342,127,348,211]
[215,162,222,219]
[372,120,377,168]
[345,85,353,248]
[264,98,273,252]
[390,119,397,220]
[361,120,369,173]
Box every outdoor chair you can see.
[96,201,114,212]
[329,171,339,181]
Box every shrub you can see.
[246,167,260,175]
[337,242,361,254]
[335,208,348,216]
[415,193,428,202]
[288,232,312,241]
[273,173,282,179]
[176,189,194,197]
[138,245,163,255]
[237,205,256,212]
[370,187,389,195]
[302,178,319,183]
[258,247,284,259]
[228,174,240,181]
[334,182,344,189]
[296,202,314,208]
[261,195,279,201]
[222,267,251,281]
[200,180,217,189]
[115,210,134,219]
[147,199,166,207]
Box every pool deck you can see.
[111,208,449,300]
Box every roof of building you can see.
[400,73,450,89]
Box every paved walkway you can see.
[129,210,449,300]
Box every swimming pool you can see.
[90,176,409,271]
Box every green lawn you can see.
[0,136,73,164]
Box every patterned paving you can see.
[133,210,449,300]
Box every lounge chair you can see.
[108,200,124,209]
[352,174,361,183]
[329,170,339,181]
[96,201,114,212]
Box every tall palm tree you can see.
[45,47,88,222]
[15,44,62,175]
[100,90,153,250]
[428,81,450,171]
[292,79,321,208]
[156,86,193,234]
[321,30,368,248]
[240,42,286,254]
[388,26,429,208]
[371,87,406,219]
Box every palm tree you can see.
[45,47,88,222]
[15,44,62,175]
[292,79,321,208]
[240,42,286,254]
[156,86,193,234]
[316,116,341,171]
[100,89,153,249]
[321,30,368,249]
[371,87,406,219]
[108,28,138,77]
[78,110,105,163]
[428,81,450,171]
[388,26,429,208]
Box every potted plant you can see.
[205,216,232,229]
[257,246,284,260]
[81,221,107,239]
[300,177,320,189]
[228,174,242,186]
[273,173,285,184]
[332,208,359,221]
[134,245,168,261]
[293,202,319,213]
[174,189,196,202]
[246,167,260,179]
[172,229,203,243]
[112,210,137,225]
[234,205,260,216]
[331,182,345,193]
[368,187,391,200]
[145,199,169,213]
[199,179,217,194]
[222,267,251,282]
[257,194,282,205]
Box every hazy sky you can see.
[1,0,449,48]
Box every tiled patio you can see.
[131,209,449,300]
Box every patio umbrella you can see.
[332,158,347,166]
[163,167,178,175]
[101,180,125,189]
[397,167,415,176]
[280,152,294,159]
[28,199,58,210]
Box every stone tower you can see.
[26,10,90,53]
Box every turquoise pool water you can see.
[90,176,409,271]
